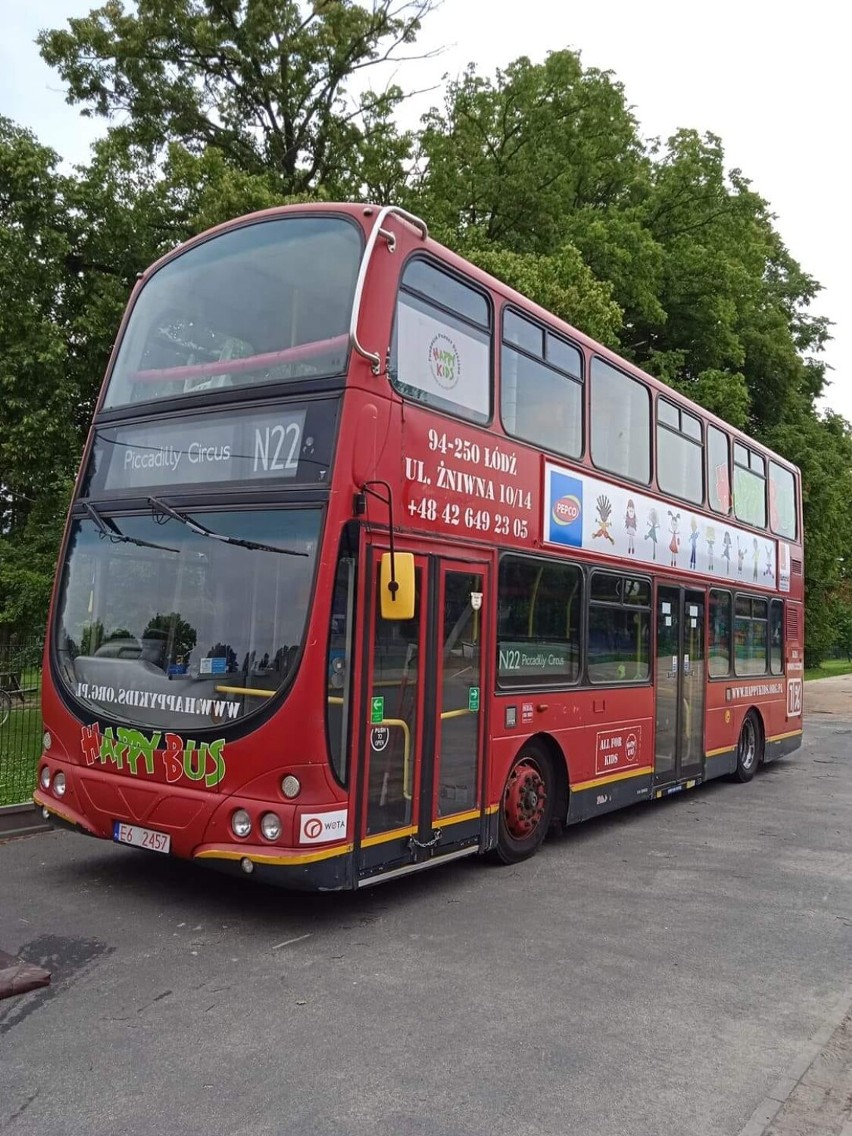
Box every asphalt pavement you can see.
[1,686,850,1136]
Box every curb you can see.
[0,802,51,840]
[737,984,852,1136]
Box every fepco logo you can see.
[551,494,582,526]
[429,334,461,390]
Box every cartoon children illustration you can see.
[764,543,774,580]
[592,495,615,544]
[667,511,681,567]
[705,525,716,571]
[752,538,760,582]
[688,517,699,570]
[736,536,746,578]
[722,531,732,575]
[625,499,637,555]
[645,508,660,561]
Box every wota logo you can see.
[80,723,226,788]
[429,334,461,390]
[552,494,581,526]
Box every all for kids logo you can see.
[547,468,584,548]
[429,333,461,390]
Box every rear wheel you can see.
[734,711,762,782]
[493,743,555,864]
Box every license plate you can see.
[113,821,171,854]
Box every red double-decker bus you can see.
[35,203,804,889]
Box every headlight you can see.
[53,772,67,797]
[260,812,282,841]
[281,775,301,799]
[39,765,51,790]
[231,809,252,838]
[42,730,52,751]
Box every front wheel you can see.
[492,743,555,865]
[734,711,762,782]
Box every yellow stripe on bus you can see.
[706,746,735,758]
[195,844,353,866]
[767,729,803,742]
[435,807,481,827]
[572,766,653,792]
[360,824,418,848]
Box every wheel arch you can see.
[741,705,766,762]
[523,731,570,829]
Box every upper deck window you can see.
[390,258,491,424]
[656,398,703,505]
[769,461,797,539]
[733,443,767,528]
[707,425,731,514]
[590,358,651,484]
[501,310,583,459]
[103,216,362,410]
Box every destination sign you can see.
[85,404,333,493]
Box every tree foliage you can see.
[39,0,431,197]
[0,13,846,658]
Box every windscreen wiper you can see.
[83,502,179,554]
[147,497,308,557]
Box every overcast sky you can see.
[2,0,847,422]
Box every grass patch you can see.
[0,706,42,807]
[804,659,852,682]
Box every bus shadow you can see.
[38,833,485,931]
[37,759,799,926]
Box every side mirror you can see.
[380,552,415,620]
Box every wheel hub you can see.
[503,761,547,840]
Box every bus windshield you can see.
[54,507,321,731]
[103,215,362,409]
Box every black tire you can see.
[0,689,11,728]
[733,711,762,782]
[492,742,555,865]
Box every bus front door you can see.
[654,585,706,786]
[357,549,488,884]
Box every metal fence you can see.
[0,641,44,807]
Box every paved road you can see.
[1,698,850,1136]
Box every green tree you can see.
[39,0,433,198]
[0,120,82,640]
[764,411,852,666]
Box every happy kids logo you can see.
[429,334,461,390]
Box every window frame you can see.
[769,598,784,676]
[587,569,652,686]
[733,592,770,677]
[390,253,494,427]
[707,425,732,516]
[495,552,584,690]
[656,396,704,506]
[589,356,652,487]
[768,460,798,540]
[499,306,585,461]
[100,212,365,417]
[708,588,733,679]
[733,442,768,529]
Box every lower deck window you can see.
[735,595,769,676]
[588,573,651,683]
[497,556,581,686]
[709,590,732,677]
